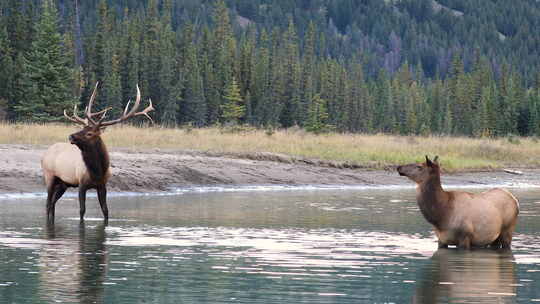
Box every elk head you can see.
[64,82,154,148]
[397,155,440,184]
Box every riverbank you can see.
[4,123,540,171]
[1,144,539,195]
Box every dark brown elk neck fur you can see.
[78,137,110,183]
[416,169,452,228]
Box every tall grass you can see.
[2,122,540,171]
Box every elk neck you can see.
[416,171,451,227]
[79,136,110,182]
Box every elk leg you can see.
[437,240,448,249]
[47,178,66,223]
[97,185,109,223]
[46,183,55,219]
[458,236,471,249]
[499,230,514,249]
[78,186,88,221]
[490,236,502,249]
[49,182,67,221]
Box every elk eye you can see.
[86,133,93,137]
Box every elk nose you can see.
[68,135,75,143]
[396,165,402,172]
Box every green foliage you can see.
[0,0,539,138]
[13,0,73,122]
[221,78,245,125]
[306,94,332,134]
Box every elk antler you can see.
[64,82,102,126]
[64,82,154,127]
[84,82,100,125]
[64,104,87,125]
[99,84,154,127]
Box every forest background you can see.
[1,0,540,138]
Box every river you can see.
[0,186,539,303]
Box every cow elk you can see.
[41,83,154,223]
[397,156,519,249]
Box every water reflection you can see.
[2,188,540,303]
[414,249,517,303]
[39,223,108,303]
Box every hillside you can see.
[0,0,539,137]
[45,0,540,81]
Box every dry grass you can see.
[2,122,540,171]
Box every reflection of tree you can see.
[39,223,108,303]
[413,249,516,303]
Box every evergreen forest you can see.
[1,0,540,137]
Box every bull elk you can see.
[397,156,519,249]
[41,83,154,223]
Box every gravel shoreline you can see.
[1,144,539,195]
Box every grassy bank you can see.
[2,122,540,171]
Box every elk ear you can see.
[425,155,434,167]
[433,155,439,165]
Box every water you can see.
[1,187,540,303]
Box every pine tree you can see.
[0,25,12,118]
[158,1,181,126]
[14,0,73,121]
[120,9,140,111]
[306,94,331,134]
[279,18,301,127]
[212,0,235,98]
[93,0,110,93]
[140,0,161,107]
[221,77,245,125]
[103,53,122,117]
[300,21,316,125]
[6,0,33,57]
[182,40,206,127]
[252,29,271,126]
[529,92,540,136]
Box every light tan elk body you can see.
[41,83,154,223]
[397,156,519,249]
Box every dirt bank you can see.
[0,144,538,194]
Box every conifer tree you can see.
[182,40,206,127]
[280,19,301,127]
[0,25,12,118]
[119,9,140,110]
[300,21,316,125]
[93,0,110,93]
[15,0,73,121]
[221,77,245,125]
[212,0,235,98]
[158,0,182,126]
[140,0,161,107]
[306,94,331,134]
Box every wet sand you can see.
[1,144,539,195]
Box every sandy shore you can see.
[1,144,539,195]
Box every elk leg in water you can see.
[437,240,448,249]
[47,178,67,222]
[78,186,88,221]
[499,228,515,249]
[458,236,471,249]
[97,185,109,223]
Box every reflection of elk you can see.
[413,249,516,303]
[39,223,108,303]
[41,83,154,223]
[397,156,519,249]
